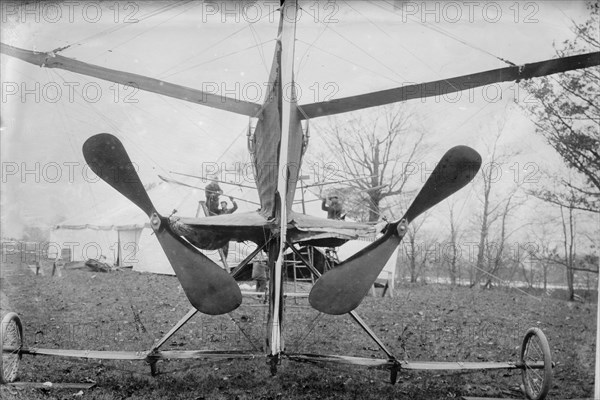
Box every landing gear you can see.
[520,328,552,400]
[389,362,399,384]
[269,355,279,376]
[148,358,159,376]
[0,312,23,384]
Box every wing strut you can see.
[0,43,262,117]
[2,42,597,119]
[299,51,600,118]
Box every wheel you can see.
[0,312,23,384]
[520,327,552,400]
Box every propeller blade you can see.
[154,220,242,315]
[403,145,481,223]
[309,146,481,315]
[83,133,154,216]
[82,133,242,315]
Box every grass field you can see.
[0,253,595,399]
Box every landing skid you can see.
[1,280,553,400]
[1,313,553,399]
[1,310,553,399]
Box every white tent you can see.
[48,180,257,274]
[48,199,147,265]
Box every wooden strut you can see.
[146,307,197,375]
[281,354,545,371]
[150,308,198,353]
[230,238,273,280]
[5,345,546,371]
[1,44,597,120]
[0,43,262,117]
[298,51,600,119]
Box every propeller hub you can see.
[150,213,161,230]
[396,220,408,237]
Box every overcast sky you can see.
[0,0,593,238]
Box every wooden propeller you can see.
[83,133,242,315]
[309,145,482,315]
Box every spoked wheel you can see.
[520,327,552,400]
[0,312,23,384]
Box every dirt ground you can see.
[0,253,595,399]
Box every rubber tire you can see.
[0,312,23,384]
[520,327,552,400]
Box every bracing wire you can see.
[160,39,275,80]
[90,1,202,61]
[294,12,330,81]
[157,24,255,78]
[50,71,206,213]
[51,70,172,180]
[295,39,405,86]
[298,5,410,83]
[158,5,280,79]
[47,69,118,248]
[376,0,517,67]
[248,23,270,75]
[341,0,461,94]
[60,1,194,54]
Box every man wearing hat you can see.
[219,197,238,215]
[321,195,345,220]
[205,177,223,216]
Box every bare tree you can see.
[443,200,465,286]
[529,177,593,300]
[480,190,525,288]
[522,216,566,291]
[519,2,599,212]
[471,118,523,288]
[559,195,577,301]
[318,104,427,222]
[402,212,435,283]
[518,243,536,289]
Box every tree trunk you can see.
[449,242,458,286]
[368,193,380,223]
[408,236,417,283]
[473,170,491,288]
[560,205,576,301]
[368,144,381,222]
[410,250,417,283]
[566,267,574,300]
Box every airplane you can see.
[1,1,597,395]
